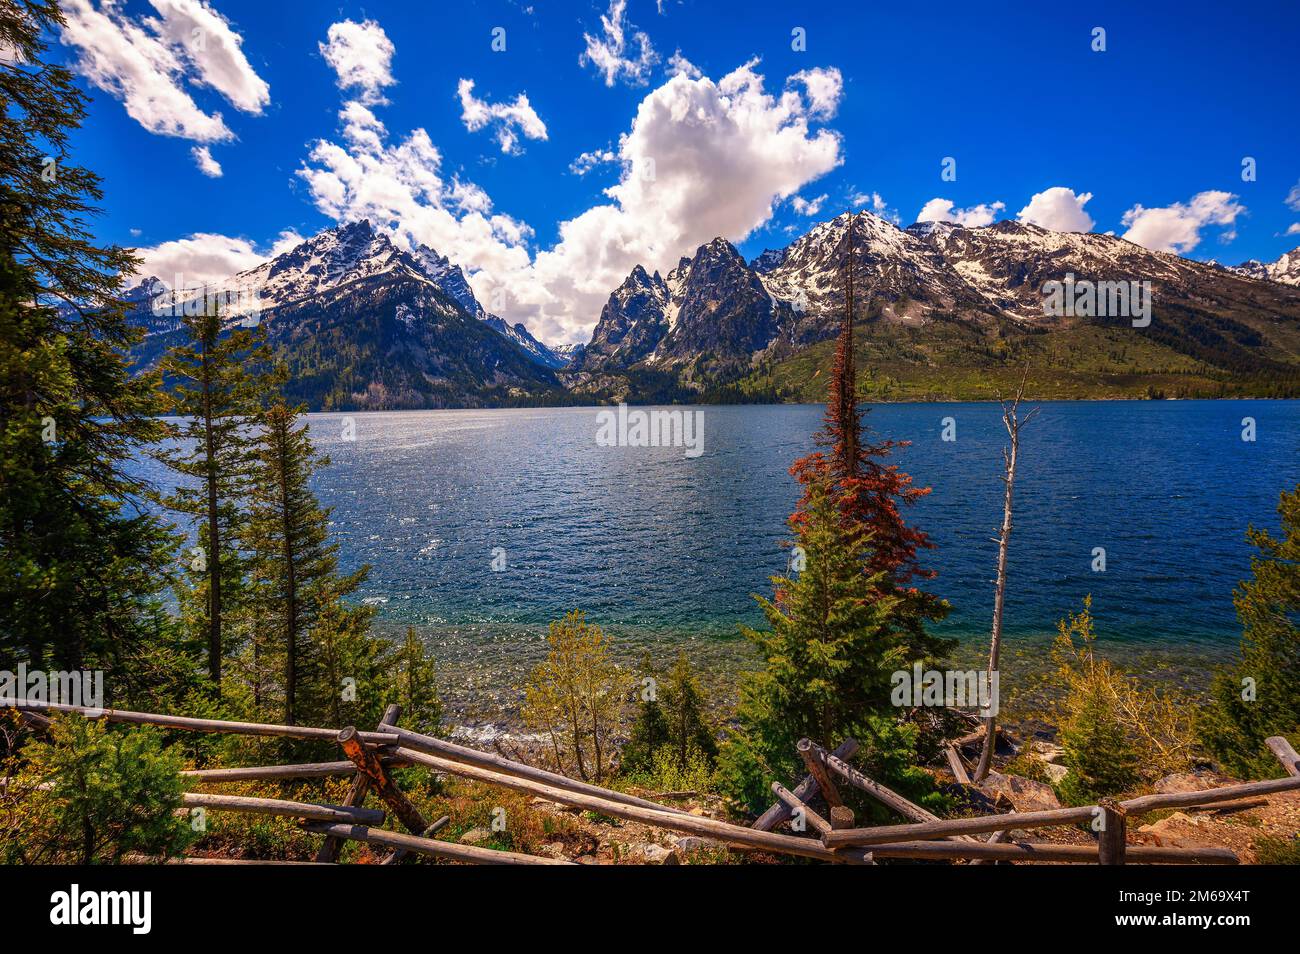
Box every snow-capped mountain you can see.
[1227,246,1300,286]
[137,220,569,369]
[127,221,564,409]
[576,210,1300,393]
[576,239,792,385]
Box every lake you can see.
[132,400,1300,721]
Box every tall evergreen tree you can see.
[244,389,368,724]
[156,304,267,689]
[0,1,172,676]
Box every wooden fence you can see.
[7,700,1299,865]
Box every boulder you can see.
[979,771,1062,812]
[458,827,492,846]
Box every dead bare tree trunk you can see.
[973,372,1037,783]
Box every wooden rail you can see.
[303,823,574,866]
[180,792,385,825]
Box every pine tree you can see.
[156,305,268,691]
[244,389,368,724]
[1200,484,1300,779]
[788,213,950,659]
[0,1,172,676]
[661,651,717,771]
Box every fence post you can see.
[1097,799,1127,865]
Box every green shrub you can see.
[3,715,193,864]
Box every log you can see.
[318,704,402,864]
[752,738,859,832]
[5,700,399,746]
[181,760,406,783]
[968,828,1011,866]
[385,724,689,817]
[1121,774,1300,814]
[771,782,831,836]
[394,746,871,864]
[823,805,1098,848]
[380,815,450,865]
[945,744,971,785]
[304,822,572,866]
[829,806,855,831]
[821,747,941,824]
[338,726,429,836]
[124,855,334,865]
[1266,736,1300,777]
[797,738,845,808]
[865,839,1237,865]
[179,792,384,825]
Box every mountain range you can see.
[125,214,1300,408]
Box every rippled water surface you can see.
[133,401,1299,717]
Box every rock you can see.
[575,854,599,865]
[1154,771,1233,795]
[979,771,1062,812]
[1036,742,1066,764]
[1044,763,1069,784]
[459,827,492,845]
[637,842,676,868]
[1138,812,1207,847]
[537,842,567,860]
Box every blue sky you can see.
[53,0,1300,344]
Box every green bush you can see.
[3,715,193,864]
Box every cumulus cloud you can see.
[1287,223,1300,236]
[298,54,843,342]
[319,19,395,105]
[1120,191,1246,254]
[132,229,303,288]
[791,193,827,216]
[1016,187,1095,232]
[916,197,1005,228]
[581,0,658,87]
[191,145,223,177]
[457,79,548,155]
[58,0,268,144]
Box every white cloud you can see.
[132,229,303,287]
[791,193,827,216]
[1286,223,1300,236]
[191,145,223,177]
[1016,187,1095,232]
[570,147,619,176]
[457,79,548,155]
[298,56,843,343]
[666,51,700,79]
[788,68,842,120]
[320,19,395,105]
[57,0,267,144]
[1285,181,1300,213]
[1120,191,1245,254]
[916,197,1005,228]
[581,0,658,87]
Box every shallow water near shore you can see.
[132,399,1298,727]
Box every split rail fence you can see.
[8,700,1300,866]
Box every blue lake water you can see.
[131,400,1299,713]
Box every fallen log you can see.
[945,744,971,785]
[394,745,872,864]
[866,839,1237,865]
[180,792,384,825]
[303,822,572,866]
[1266,736,1300,777]
[385,724,689,817]
[772,782,831,836]
[6,700,398,746]
[752,738,859,832]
